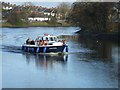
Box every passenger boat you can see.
[22,34,68,53]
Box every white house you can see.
[43,9,56,17]
[2,6,12,10]
[28,8,56,22]
[28,17,51,22]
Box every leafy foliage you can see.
[7,11,24,25]
[68,2,115,32]
[3,2,32,26]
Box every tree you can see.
[21,2,34,23]
[68,2,115,32]
[22,2,34,6]
[57,2,71,20]
[6,2,34,25]
[7,10,24,25]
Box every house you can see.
[28,12,51,22]
[28,17,50,22]
[2,2,15,10]
[28,8,57,22]
[1,2,59,22]
[43,8,56,17]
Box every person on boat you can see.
[62,39,67,44]
[35,37,40,46]
[44,37,49,45]
[41,40,44,46]
[30,40,35,45]
[41,37,46,46]
[39,40,42,46]
[44,40,48,45]
[26,38,31,44]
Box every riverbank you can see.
[1,22,72,28]
[76,30,119,43]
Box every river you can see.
[0,27,119,88]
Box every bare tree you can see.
[21,2,34,23]
[57,2,71,21]
[22,2,34,7]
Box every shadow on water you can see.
[22,53,68,69]
[77,35,119,63]
[59,34,119,63]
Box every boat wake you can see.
[1,45,22,53]
[1,45,94,55]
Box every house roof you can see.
[44,9,53,13]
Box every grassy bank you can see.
[30,22,72,27]
[1,22,72,28]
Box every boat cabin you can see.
[42,35,57,42]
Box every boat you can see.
[22,34,68,53]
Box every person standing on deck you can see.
[26,38,31,44]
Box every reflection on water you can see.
[58,34,119,63]
[77,35,119,62]
[22,53,68,69]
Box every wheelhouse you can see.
[42,36,57,41]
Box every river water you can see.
[0,27,119,88]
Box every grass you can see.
[29,22,72,27]
[29,22,51,27]
[1,21,72,28]
[1,22,26,27]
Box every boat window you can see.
[42,37,49,40]
[46,37,48,41]
[50,37,54,41]
[39,37,42,40]
[54,37,57,41]
[36,36,42,41]
[42,37,43,40]
[42,36,57,41]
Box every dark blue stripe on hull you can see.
[22,46,66,53]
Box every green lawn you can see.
[1,22,72,27]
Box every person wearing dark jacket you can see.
[31,40,35,45]
[26,38,31,44]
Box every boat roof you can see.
[43,34,56,37]
[36,34,57,40]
